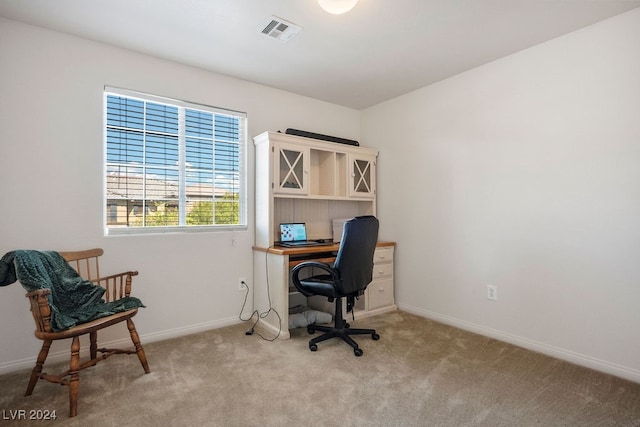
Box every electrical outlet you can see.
[238,277,247,291]
[487,285,497,301]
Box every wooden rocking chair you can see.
[24,248,150,417]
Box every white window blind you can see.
[104,87,246,234]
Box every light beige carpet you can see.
[1,311,639,426]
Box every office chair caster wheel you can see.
[354,348,363,357]
[344,322,350,328]
[307,326,316,335]
[309,343,318,352]
[372,333,380,340]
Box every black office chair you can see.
[291,215,380,356]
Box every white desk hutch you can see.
[252,131,396,339]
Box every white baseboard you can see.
[398,303,640,384]
[253,316,290,340]
[0,316,241,375]
[141,316,241,344]
[357,304,398,319]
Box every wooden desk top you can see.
[252,241,395,255]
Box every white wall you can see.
[0,17,360,372]
[3,7,640,383]
[364,8,640,382]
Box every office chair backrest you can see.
[333,215,379,296]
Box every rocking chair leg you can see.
[89,331,98,360]
[69,336,81,418]
[127,319,150,374]
[25,339,52,396]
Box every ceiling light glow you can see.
[317,0,359,15]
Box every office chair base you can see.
[307,322,380,356]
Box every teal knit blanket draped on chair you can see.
[0,250,144,332]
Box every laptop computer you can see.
[277,223,333,247]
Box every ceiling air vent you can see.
[261,16,302,42]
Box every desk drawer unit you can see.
[367,246,394,310]
[372,262,393,280]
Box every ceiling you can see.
[1,0,639,109]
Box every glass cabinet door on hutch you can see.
[275,143,309,195]
[350,155,376,198]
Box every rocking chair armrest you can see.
[93,271,139,282]
[91,271,139,299]
[25,288,53,333]
[25,288,52,298]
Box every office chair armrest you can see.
[291,261,337,279]
[290,261,340,297]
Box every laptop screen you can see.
[280,223,307,242]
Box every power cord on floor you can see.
[238,280,259,334]
[238,273,281,341]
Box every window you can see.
[104,87,246,235]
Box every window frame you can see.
[103,87,247,236]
